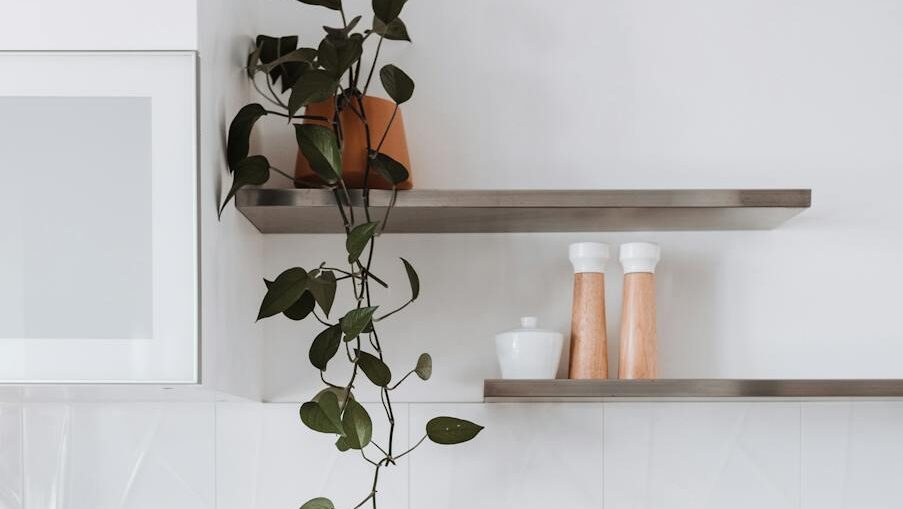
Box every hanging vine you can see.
[220,1,483,508]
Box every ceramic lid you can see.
[496,317,562,338]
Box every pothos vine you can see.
[219,1,483,508]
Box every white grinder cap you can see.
[619,242,661,274]
[569,242,610,274]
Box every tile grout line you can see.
[600,402,605,509]
[20,404,26,509]
[798,402,802,509]
[406,402,412,509]
[213,402,218,509]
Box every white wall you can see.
[197,0,267,400]
[259,0,903,398]
[240,1,903,509]
[0,0,198,50]
[1,1,902,509]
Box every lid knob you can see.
[619,242,661,274]
[520,316,538,328]
[569,242,610,274]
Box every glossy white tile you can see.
[247,403,409,509]
[215,402,263,509]
[23,403,214,509]
[0,404,22,509]
[802,402,903,509]
[604,402,800,509]
[409,403,603,509]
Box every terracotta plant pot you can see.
[294,95,413,190]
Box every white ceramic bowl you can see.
[494,317,564,379]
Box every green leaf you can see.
[283,291,315,321]
[226,104,268,169]
[258,267,308,320]
[318,35,363,79]
[341,399,372,449]
[299,391,343,434]
[346,221,380,263]
[372,16,411,41]
[426,417,484,445]
[254,46,317,92]
[255,35,299,85]
[373,0,408,23]
[288,70,337,116]
[256,47,317,73]
[340,306,378,341]
[264,277,314,320]
[324,15,361,39]
[355,349,392,386]
[307,270,337,316]
[220,155,269,216]
[294,124,343,183]
[314,386,353,408]
[370,152,410,186]
[379,64,414,104]
[415,353,432,380]
[298,0,342,10]
[400,257,420,300]
[335,436,351,452]
[309,324,343,370]
[300,497,336,509]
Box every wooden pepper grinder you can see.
[618,242,661,379]
[568,242,610,379]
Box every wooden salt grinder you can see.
[568,242,610,379]
[618,242,661,379]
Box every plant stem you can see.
[388,369,415,390]
[342,356,361,414]
[394,434,427,460]
[265,110,329,122]
[363,36,385,96]
[265,74,288,109]
[311,309,332,327]
[374,105,398,154]
[339,179,356,226]
[331,188,352,233]
[379,187,398,234]
[369,441,389,457]
[375,298,412,322]
[251,77,285,109]
[360,449,379,467]
[356,95,375,222]
[268,166,301,184]
[353,56,364,91]
[319,371,342,389]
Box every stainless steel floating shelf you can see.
[484,379,903,401]
[235,188,811,233]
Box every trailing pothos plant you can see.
[219,1,483,508]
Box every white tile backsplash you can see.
[801,402,903,509]
[217,402,409,509]
[22,403,214,509]
[604,402,800,509]
[3,400,903,508]
[409,403,604,509]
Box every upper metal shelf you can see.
[484,379,903,401]
[235,188,811,234]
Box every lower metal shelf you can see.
[484,379,903,401]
